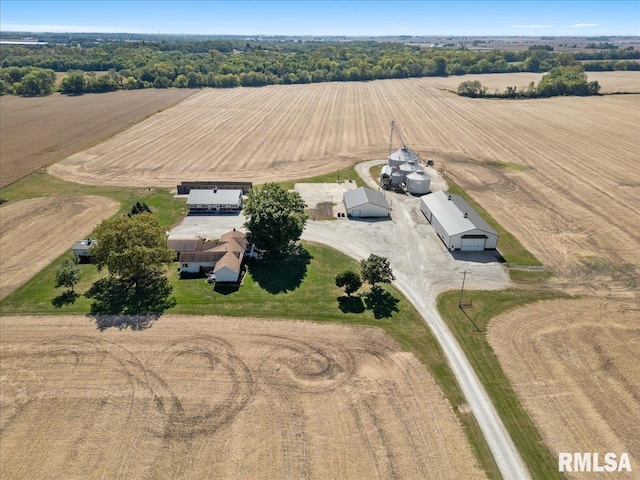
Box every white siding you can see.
[214,266,240,283]
[181,261,216,273]
[347,204,389,217]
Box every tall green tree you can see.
[51,256,81,308]
[55,256,80,292]
[14,68,56,95]
[335,270,362,297]
[243,183,307,256]
[360,254,395,288]
[60,71,87,94]
[87,213,176,313]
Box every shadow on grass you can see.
[214,283,240,295]
[459,305,482,332]
[363,286,400,319]
[85,273,176,329]
[248,245,312,294]
[51,290,79,308]
[90,313,161,332]
[337,295,366,314]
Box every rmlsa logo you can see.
[559,453,632,472]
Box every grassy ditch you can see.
[438,288,571,480]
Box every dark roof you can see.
[179,250,227,263]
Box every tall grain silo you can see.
[388,146,421,167]
[405,170,431,195]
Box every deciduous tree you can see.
[55,256,80,292]
[243,183,307,256]
[87,213,176,313]
[360,254,395,288]
[335,270,362,297]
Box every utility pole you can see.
[459,269,468,307]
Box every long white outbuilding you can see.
[420,190,498,251]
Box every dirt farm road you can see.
[301,160,531,480]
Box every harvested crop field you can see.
[0,196,119,299]
[488,298,640,478]
[0,89,197,188]
[0,315,486,480]
[49,73,640,192]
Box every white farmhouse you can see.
[186,188,243,214]
[343,187,391,218]
[175,229,248,282]
[420,190,498,251]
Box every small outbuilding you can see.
[72,239,96,258]
[343,187,391,218]
[186,188,243,214]
[420,190,498,251]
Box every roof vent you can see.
[464,212,468,218]
[448,195,452,201]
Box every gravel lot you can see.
[168,211,247,240]
[300,161,509,294]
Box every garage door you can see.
[460,238,485,251]
[351,210,361,218]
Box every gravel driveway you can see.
[302,159,530,480]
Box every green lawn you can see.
[437,288,571,480]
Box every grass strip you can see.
[437,288,571,480]
[278,163,365,190]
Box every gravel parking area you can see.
[168,212,247,240]
[294,181,358,217]
[302,160,510,294]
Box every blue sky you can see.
[1,1,638,36]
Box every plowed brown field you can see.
[0,315,486,480]
[0,89,197,188]
[489,299,640,479]
[0,196,119,299]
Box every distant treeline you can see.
[1,39,639,96]
[457,65,601,99]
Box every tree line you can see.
[1,39,638,96]
[457,65,601,99]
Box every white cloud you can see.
[0,23,141,33]
[565,23,598,28]
[510,24,553,29]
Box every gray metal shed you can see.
[343,187,391,218]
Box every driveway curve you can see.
[301,160,531,480]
